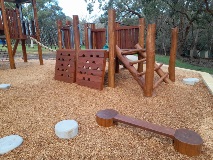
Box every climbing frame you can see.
[76,50,107,90]
[55,49,76,83]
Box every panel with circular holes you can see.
[55,49,76,83]
[76,50,108,90]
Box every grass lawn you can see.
[156,54,213,74]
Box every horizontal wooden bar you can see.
[122,49,146,55]
[114,114,175,139]
[129,58,146,65]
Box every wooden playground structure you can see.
[0,0,43,69]
[55,9,178,97]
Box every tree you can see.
[85,0,213,59]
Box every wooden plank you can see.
[77,62,105,70]
[76,78,103,90]
[78,50,107,58]
[114,114,175,138]
[77,68,103,76]
[76,73,102,83]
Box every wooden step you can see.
[96,109,203,157]
[137,71,146,76]
[129,58,146,66]
[153,73,169,89]
[154,63,163,71]
[121,48,146,55]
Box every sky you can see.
[57,0,102,22]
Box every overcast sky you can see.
[57,0,101,22]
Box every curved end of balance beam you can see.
[173,128,203,157]
[96,109,118,127]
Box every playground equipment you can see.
[56,16,108,90]
[0,0,43,69]
[96,109,203,157]
[55,9,178,95]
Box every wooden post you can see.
[169,27,178,82]
[115,22,120,73]
[57,20,62,49]
[144,24,156,97]
[84,23,89,49]
[32,0,43,65]
[138,18,145,72]
[73,15,81,83]
[0,0,16,69]
[108,9,116,88]
[21,39,27,62]
[91,23,96,49]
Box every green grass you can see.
[155,54,213,74]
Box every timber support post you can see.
[169,27,178,82]
[57,20,62,49]
[138,18,145,72]
[144,24,156,97]
[32,0,43,65]
[0,0,16,69]
[73,15,81,83]
[108,9,116,88]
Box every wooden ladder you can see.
[116,45,146,90]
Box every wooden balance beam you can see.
[96,109,203,157]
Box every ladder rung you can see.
[154,63,163,71]
[121,49,146,55]
[153,73,169,89]
[129,58,146,65]
[137,71,146,76]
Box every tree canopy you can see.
[86,0,213,58]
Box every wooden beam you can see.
[0,0,16,69]
[138,18,145,72]
[169,27,178,82]
[108,9,116,88]
[32,0,43,65]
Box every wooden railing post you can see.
[32,0,43,65]
[57,20,62,49]
[0,0,16,69]
[73,15,81,83]
[169,27,178,82]
[115,22,120,73]
[108,9,116,88]
[91,23,96,49]
[84,23,89,49]
[138,18,145,72]
[144,24,156,97]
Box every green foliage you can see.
[86,0,213,58]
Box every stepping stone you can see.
[0,135,23,155]
[55,120,78,139]
[182,78,200,85]
[0,84,11,90]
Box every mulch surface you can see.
[0,59,212,159]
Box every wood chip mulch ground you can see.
[0,59,212,160]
